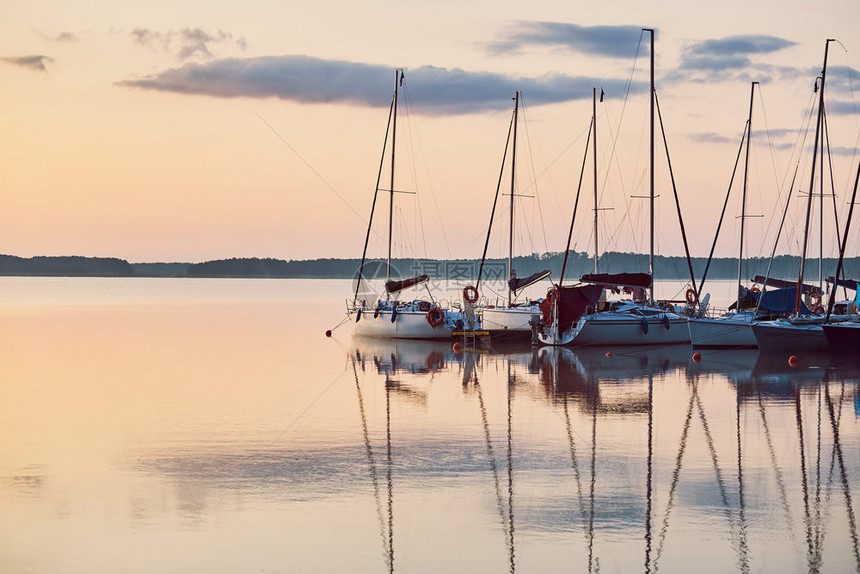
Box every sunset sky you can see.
[1,0,858,263]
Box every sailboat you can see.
[751,39,858,353]
[538,29,691,347]
[348,70,461,339]
[688,82,764,349]
[467,91,550,339]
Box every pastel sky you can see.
[1,0,858,263]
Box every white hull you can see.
[480,305,542,335]
[539,308,689,347]
[751,319,829,353]
[688,312,757,349]
[350,309,455,339]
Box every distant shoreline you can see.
[1,253,857,282]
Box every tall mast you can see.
[593,87,599,273]
[646,28,655,305]
[508,91,520,307]
[795,40,832,313]
[387,69,401,283]
[736,81,758,311]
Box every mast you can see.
[387,69,401,283]
[593,87,600,273]
[736,82,758,311]
[646,28,655,305]
[795,40,833,314]
[508,91,520,307]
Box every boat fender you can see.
[356,309,362,323]
[373,303,381,319]
[663,315,671,330]
[640,317,649,334]
[390,307,398,323]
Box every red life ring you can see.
[813,305,825,315]
[750,286,760,293]
[546,288,558,305]
[463,285,479,304]
[809,290,822,307]
[685,288,698,305]
[426,306,444,327]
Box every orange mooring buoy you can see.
[692,352,702,363]
[605,352,613,357]
[788,355,799,367]
[452,342,463,353]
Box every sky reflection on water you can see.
[1,278,859,573]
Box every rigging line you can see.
[560,118,594,284]
[401,86,452,258]
[251,107,378,235]
[697,117,747,297]
[270,365,349,444]
[824,381,860,572]
[352,358,390,570]
[518,97,551,255]
[653,379,698,572]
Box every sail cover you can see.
[751,275,819,294]
[826,276,859,291]
[542,284,604,334]
[742,286,812,315]
[385,274,429,294]
[509,269,551,294]
[580,272,652,289]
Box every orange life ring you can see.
[463,285,479,304]
[546,288,558,305]
[809,290,822,307]
[685,288,698,305]
[813,305,825,315]
[750,286,760,293]
[426,306,444,327]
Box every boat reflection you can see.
[347,336,860,572]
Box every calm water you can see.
[1,277,859,573]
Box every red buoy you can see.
[605,352,613,357]
[452,342,463,353]
[788,355,799,367]
[692,352,702,363]
[325,330,332,338]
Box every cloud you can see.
[675,35,796,83]
[488,22,644,58]
[1,55,53,73]
[130,27,246,61]
[829,100,859,116]
[117,55,645,115]
[33,29,79,42]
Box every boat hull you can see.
[350,309,453,339]
[822,322,860,353]
[540,310,689,347]
[751,320,829,353]
[480,306,541,340]
[688,313,757,349]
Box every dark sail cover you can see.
[750,275,819,294]
[826,276,859,291]
[580,272,652,289]
[385,274,429,294]
[745,286,811,315]
[508,269,551,294]
[554,284,604,334]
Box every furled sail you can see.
[579,272,652,289]
[385,274,429,294]
[508,269,551,294]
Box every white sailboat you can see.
[347,70,461,339]
[688,81,761,349]
[466,91,550,339]
[539,29,691,347]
